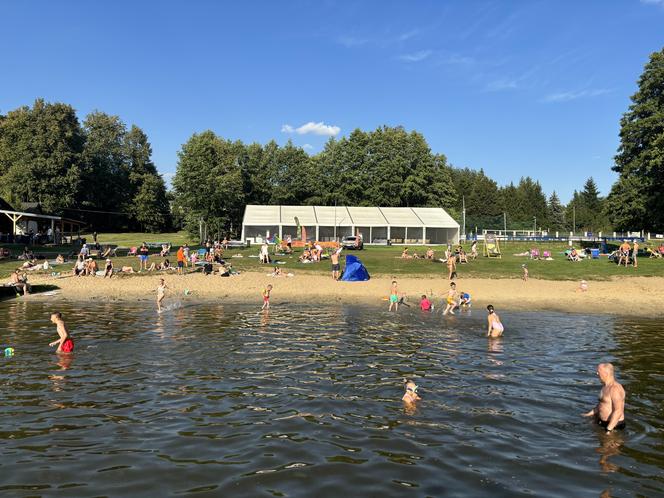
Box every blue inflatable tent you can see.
[341,255,370,281]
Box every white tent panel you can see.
[411,207,459,228]
[347,207,388,226]
[243,205,280,225]
[281,205,316,225]
[314,206,352,226]
[379,207,423,226]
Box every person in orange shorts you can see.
[49,312,74,353]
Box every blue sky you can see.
[1,0,663,202]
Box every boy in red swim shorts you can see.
[49,312,74,353]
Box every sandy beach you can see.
[24,272,664,316]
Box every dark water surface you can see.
[0,300,662,497]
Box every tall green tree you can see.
[81,112,130,225]
[608,47,664,231]
[125,125,171,231]
[547,191,566,231]
[173,131,244,238]
[0,99,84,213]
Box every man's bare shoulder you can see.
[610,382,626,398]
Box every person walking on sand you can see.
[176,246,185,275]
[331,248,342,280]
[157,278,168,312]
[522,264,529,282]
[389,280,399,311]
[582,363,626,432]
[443,282,458,315]
[486,305,504,337]
[261,284,273,310]
[49,312,74,353]
[447,253,457,281]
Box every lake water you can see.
[0,300,663,497]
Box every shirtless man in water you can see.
[583,362,626,432]
[49,312,74,353]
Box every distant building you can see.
[0,198,85,244]
[241,205,459,245]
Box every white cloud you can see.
[282,121,341,137]
[485,78,519,92]
[641,0,664,5]
[397,50,433,62]
[337,35,368,48]
[302,144,314,150]
[397,29,420,42]
[543,88,611,103]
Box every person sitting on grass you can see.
[272,266,282,277]
[568,248,580,262]
[160,244,171,257]
[412,250,421,259]
[458,248,468,264]
[425,248,434,260]
[55,254,65,264]
[470,240,478,260]
[401,247,411,259]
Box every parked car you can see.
[342,236,364,250]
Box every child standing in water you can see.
[261,284,273,310]
[443,282,458,315]
[389,280,399,311]
[157,278,168,312]
[402,379,421,407]
[49,312,74,353]
[486,304,504,337]
[419,294,432,311]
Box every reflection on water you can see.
[0,301,663,497]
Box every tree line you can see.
[172,126,611,238]
[0,99,170,232]
[1,47,661,236]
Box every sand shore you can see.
[24,271,664,316]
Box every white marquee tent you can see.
[241,205,459,245]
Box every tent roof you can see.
[281,205,317,225]
[243,205,459,228]
[315,206,353,226]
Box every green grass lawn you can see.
[1,234,662,281]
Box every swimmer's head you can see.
[50,312,62,322]
[267,284,273,290]
[159,278,164,284]
[421,295,427,299]
[487,304,495,314]
[403,378,418,393]
[450,282,456,288]
[392,280,397,285]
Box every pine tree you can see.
[607,48,664,231]
[547,191,566,231]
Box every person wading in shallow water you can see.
[583,362,626,432]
